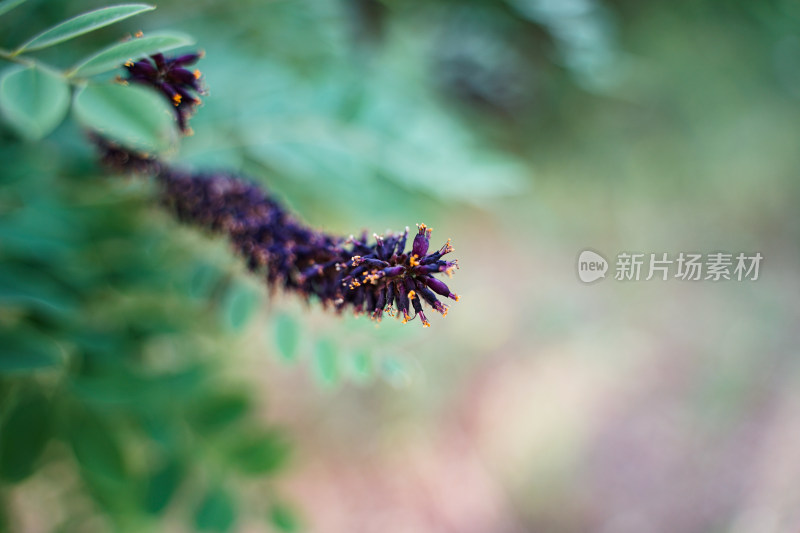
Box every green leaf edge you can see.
[71,81,178,154]
[0,63,71,141]
[0,0,28,18]
[14,3,155,53]
[67,31,196,78]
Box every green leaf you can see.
[72,82,177,153]
[0,65,70,140]
[313,339,338,387]
[14,4,155,53]
[143,458,183,515]
[0,329,62,373]
[194,486,236,533]
[227,430,289,476]
[0,0,28,17]
[220,281,259,331]
[70,375,147,408]
[68,32,194,78]
[347,348,373,384]
[67,410,127,483]
[0,262,79,317]
[188,262,222,299]
[269,502,300,532]
[273,313,299,361]
[0,389,52,483]
[188,392,250,435]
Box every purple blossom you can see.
[123,51,205,132]
[157,169,459,326]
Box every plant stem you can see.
[0,47,34,67]
[0,48,87,84]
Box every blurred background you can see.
[2,0,800,531]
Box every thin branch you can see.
[0,47,34,67]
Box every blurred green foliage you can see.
[0,3,293,523]
[0,133,292,529]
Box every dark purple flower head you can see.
[124,51,205,132]
[340,223,459,326]
[157,169,460,327]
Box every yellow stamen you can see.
[409,254,420,267]
[408,290,416,300]
[364,271,381,284]
[172,94,182,106]
[445,261,459,278]
[134,31,144,38]
[194,69,202,79]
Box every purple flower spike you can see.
[151,168,460,327]
[123,49,205,132]
[95,49,460,328]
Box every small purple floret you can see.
[124,51,205,132]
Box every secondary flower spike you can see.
[157,169,459,326]
[124,51,205,132]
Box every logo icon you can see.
[578,250,608,283]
